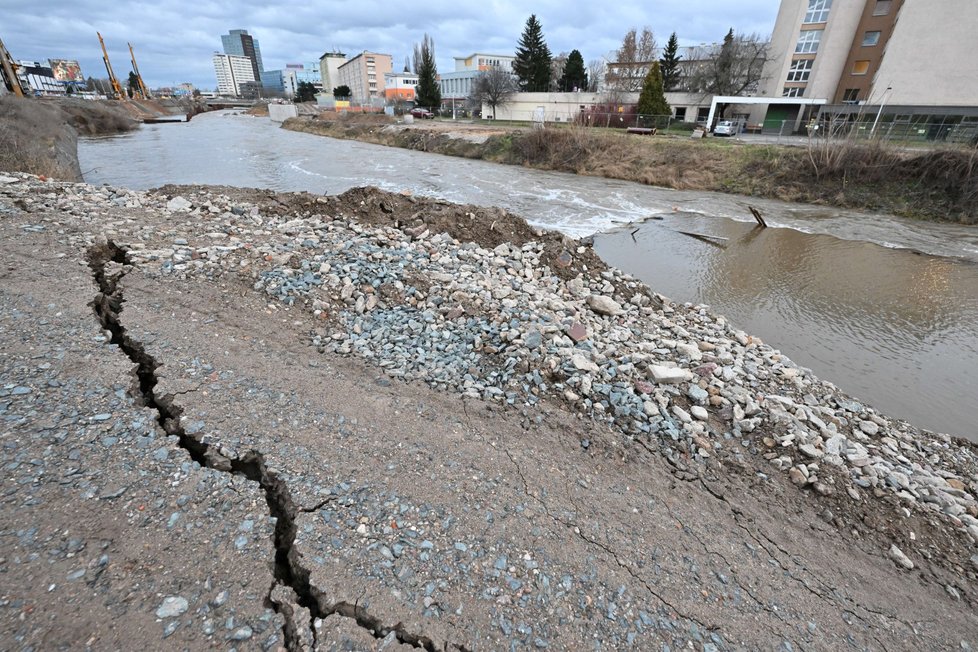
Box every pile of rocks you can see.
[3,173,976,547]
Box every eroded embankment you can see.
[283,115,978,223]
[0,96,137,181]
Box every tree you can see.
[332,85,351,99]
[659,32,682,91]
[636,61,671,123]
[586,59,605,92]
[295,81,316,102]
[548,52,567,91]
[469,66,517,119]
[413,33,441,110]
[558,49,588,92]
[404,56,411,73]
[127,71,139,99]
[607,27,657,92]
[687,29,768,118]
[512,14,552,92]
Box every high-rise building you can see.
[221,29,263,82]
[212,53,256,97]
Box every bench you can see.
[626,127,657,136]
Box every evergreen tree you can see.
[333,85,351,99]
[127,71,139,98]
[512,14,552,92]
[659,32,682,91]
[295,81,317,102]
[558,49,588,92]
[636,61,671,121]
[414,33,441,110]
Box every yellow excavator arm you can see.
[97,32,124,99]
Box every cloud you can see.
[3,0,777,89]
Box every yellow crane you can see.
[0,35,26,97]
[97,32,124,99]
[128,42,150,99]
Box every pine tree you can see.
[659,32,682,91]
[636,61,671,122]
[558,49,588,92]
[414,34,441,110]
[512,14,552,92]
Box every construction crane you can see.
[128,42,150,99]
[97,32,124,99]
[0,35,26,97]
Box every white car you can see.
[713,120,737,136]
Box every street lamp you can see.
[871,85,893,137]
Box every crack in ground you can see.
[88,241,467,652]
[501,448,722,639]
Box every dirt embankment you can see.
[0,96,137,181]
[284,115,978,224]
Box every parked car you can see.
[410,108,434,119]
[713,120,736,136]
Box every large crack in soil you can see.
[88,241,466,652]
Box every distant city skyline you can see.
[2,0,777,89]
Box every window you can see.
[842,88,860,103]
[804,0,832,24]
[674,107,687,121]
[873,0,892,15]
[787,58,814,82]
[783,86,805,98]
[795,30,822,54]
[852,60,870,75]
[862,31,881,46]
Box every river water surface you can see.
[79,111,978,440]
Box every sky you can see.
[3,0,779,89]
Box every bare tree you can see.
[606,27,657,92]
[686,30,769,118]
[469,67,518,119]
[549,52,568,91]
[586,59,605,92]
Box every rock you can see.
[859,420,880,436]
[166,196,192,212]
[566,322,588,343]
[524,330,543,349]
[228,625,253,641]
[888,544,914,570]
[571,354,599,374]
[690,406,709,421]
[789,467,807,486]
[586,294,623,317]
[649,365,689,384]
[799,444,824,459]
[156,596,189,619]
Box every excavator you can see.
[0,35,27,97]
[128,42,150,99]
[97,32,124,99]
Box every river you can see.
[79,111,978,441]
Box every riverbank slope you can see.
[283,115,978,224]
[1,172,976,649]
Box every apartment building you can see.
[336,51,392,104]
[758,0,978,134]
[212,53,256,97]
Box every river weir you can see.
[79,111,978,440]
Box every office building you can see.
[221,29,264,82]
[439,52,516,104]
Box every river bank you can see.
[1,172,976,649]
[283,115,978,224]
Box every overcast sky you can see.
[4,0,778,89]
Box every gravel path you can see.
[1,172,977,650]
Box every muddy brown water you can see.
[79,111,978,440]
